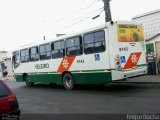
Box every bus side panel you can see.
[15,74,23,82]
[72,73,87,84]
[13,26,112,85]
[15,73,63,84]
[85,72,112,84]
[28,73,62,84]
[72,72,112,84]
[68,28,111,84]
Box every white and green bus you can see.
[12,21,147,90]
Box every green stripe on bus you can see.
[15,69,113,76]
[70,69,113,72]
[15,71,112,85]
[137,64,147,67]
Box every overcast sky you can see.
[0,0,160,51]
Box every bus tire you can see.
[63,73,74,90]
[24,74,34,87]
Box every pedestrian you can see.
[2,66,8,80]
[146,49,156,75]
[157,59,160,74]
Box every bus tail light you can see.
[115,55,121,70]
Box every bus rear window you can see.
[117,24,144,42]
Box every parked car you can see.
[0,80,20,119]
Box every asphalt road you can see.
[4,81,160,114]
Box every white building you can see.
[132,9,160,74]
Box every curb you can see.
[113,81,160,84]
[6,79,16,82]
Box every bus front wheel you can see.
[63,73,74,90]
[24,74,34,87]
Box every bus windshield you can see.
[117,24,144,42]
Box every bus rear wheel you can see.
[63,73,74,90]
[24,74,34,87]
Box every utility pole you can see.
[102,0,112,22]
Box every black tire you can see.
[63,73,74,90]
[24,74,34,87]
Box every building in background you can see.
[0,51,14,79]
[132,9,160,74]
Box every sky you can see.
[0,0,160,51]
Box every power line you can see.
[83,0,100,9]
[61,17,91,31]
[52,0,100,24]
[56,7,104,32]
[65,7,103,24]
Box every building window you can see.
[66,36,82,56]
[51,40,65,59]
[83,30,105,54]
[29,47,39,61]
[39,43,51,60]
[20,49,29,63]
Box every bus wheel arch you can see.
[23,73,34,87]
[62,71,74,90]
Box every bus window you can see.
[30,47,39,62]
[84,30,105,54]
[20,49,29,63]
[66,36,82,56]
[51,40,65,59]
[39,43,51,60]
[12,51,20,68]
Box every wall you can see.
[133,9,160,40]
